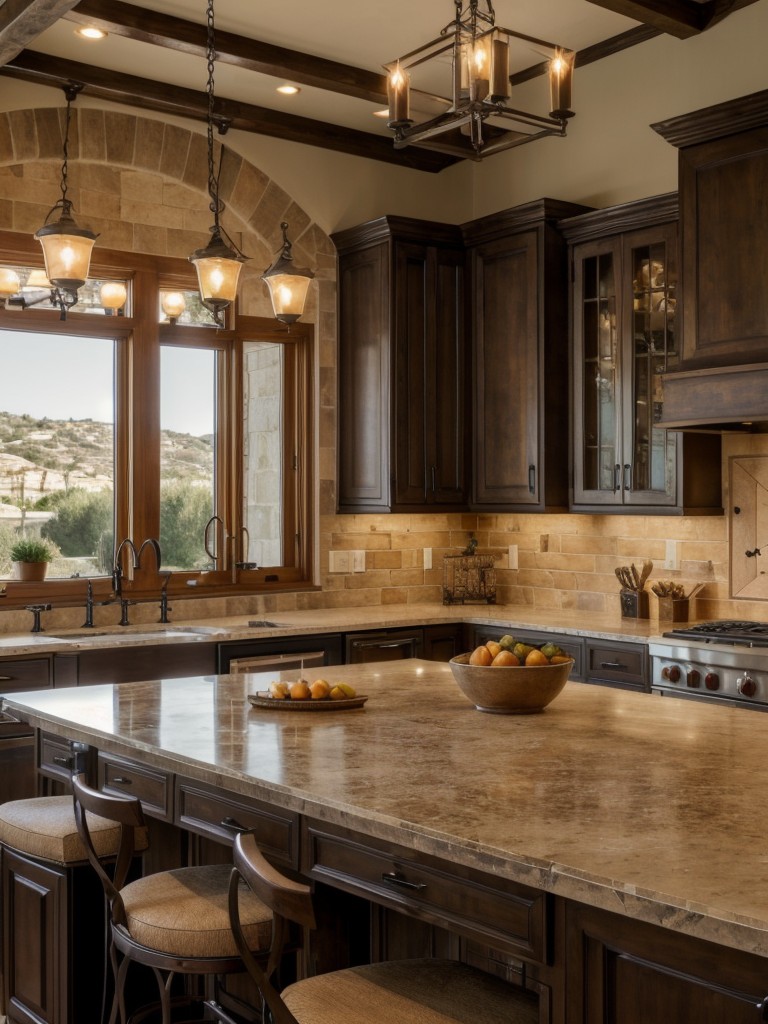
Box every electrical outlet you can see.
[508,545,519,569]
[329,551,351,573]
[423,547,432,570]
[352,550,366,572]
[663,540,681,571]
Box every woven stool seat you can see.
[282,958,539,1024]
[120,863,272,959]
[0,795,148,865]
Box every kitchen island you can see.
[3,660,768,1023]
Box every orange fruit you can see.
[289,680,311,700]
[309,679,330,699]
[550,655,572,665]
[469,645,493,666]
[524,649,549,667]
[492,650,520,667]
[486,641,502,658]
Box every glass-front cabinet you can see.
[566,196,721,515]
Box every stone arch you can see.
[0,106,335,322]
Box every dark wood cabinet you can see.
[566,902,768,1024]
[53,641,217,686]
[333,216,468,513]
[421,623,466,662]
[464,199,590,511]
[653,90,768,369]
[562,195,722,514]
[584,638,647,692]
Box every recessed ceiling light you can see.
[276,84,300,96]
[75,25,107,40]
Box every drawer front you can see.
[303,821,548,963]
[0,658,51,691]
[586,642,647,690]
[38,732,74,785]
[176,778,299,868]
[98,753,173,820]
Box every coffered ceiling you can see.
[0,0,760,172]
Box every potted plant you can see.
[10,538,54,582]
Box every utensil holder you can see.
[657,596,689,623]
[620,589,649,619]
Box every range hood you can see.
[657,363,768,431]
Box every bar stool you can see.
[227,831,541,1024]
[71,772,274,1024]
[0,793,149,1024]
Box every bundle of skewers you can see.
[651,581,705,601]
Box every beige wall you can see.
[1,5,767,626]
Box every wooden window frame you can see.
[0,231,316,610]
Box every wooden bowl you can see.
[449,653,574,714]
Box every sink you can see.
[47,627,219,642]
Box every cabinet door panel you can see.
[473,231,540,506]
[394,242,429,505]
[338,243,390,509]
[432,249,467,505]
[680,126,768,367]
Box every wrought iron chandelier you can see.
[385,0,575,160]
[189,0,247,326]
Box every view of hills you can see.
[0,409,213,506]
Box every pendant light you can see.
[33,83,98,319]
[189,0,247,326]
[261,222,315,325]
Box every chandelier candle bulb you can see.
[468,37,490,102]
[387,64,410,126]
[549,48,575,117]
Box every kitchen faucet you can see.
[112,538,139,599]
[137,537,162,570]
[159,572,172,624]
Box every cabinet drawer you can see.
[98,752,173,821]
[176,778,299,868]
[586,641,647,691]
[0,658,51,691]
[303,820,549,963]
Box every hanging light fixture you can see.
[12,83,99,319]
[189,0,247,327]
[385,0,575,160]
[261,222,315,325]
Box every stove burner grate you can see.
[664,620,768,646]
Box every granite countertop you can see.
[0,602,674,655]
[3,659,768,960]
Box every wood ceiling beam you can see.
[0,49,457,173]
[65,0,388,105]
[586,0,761,39]
[0,0,80,65]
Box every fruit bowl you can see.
[449,653,574,714]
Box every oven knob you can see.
[704,672,720,691]
[662,665,681,683]
[737,673,757,698]
[686,669,701,688]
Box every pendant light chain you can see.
[205,0,222,224]
[60,93,72,210]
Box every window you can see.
[0,234,315,605]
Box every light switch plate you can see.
[663,540,680,571]
[423,547,432,570]
[508,545,519,569]
[352,550,365,572]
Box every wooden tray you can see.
[248,692,368,711]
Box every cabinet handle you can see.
[381,871,427,893]
[431,466,436,493]
[624,463,632,491]
[0,675,13,682]
[614,464,621,492]
[111,776,132,785]
[52,755,72,768]
[220,816,248,834]
[756,995,768,1020]
[528,464,536,494]
[600,662,628,671]
[351,638,418,650]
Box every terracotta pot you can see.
[14,561,48,582]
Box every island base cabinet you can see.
[1,847,105,1024]
[566,903,768,1023]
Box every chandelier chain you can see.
[205,0,222,222]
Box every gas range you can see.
[649,620,768,709]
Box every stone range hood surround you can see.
[657,363,768,431]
